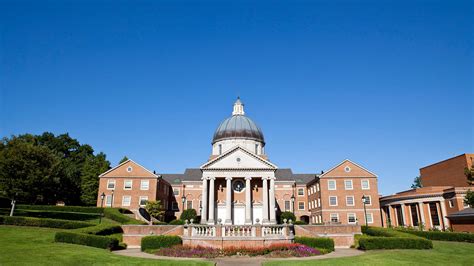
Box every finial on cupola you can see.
[232,97,245,116]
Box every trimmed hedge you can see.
[141,235,182,251]
[0,209,100,221]
[55,231,119,250]
[358,236,433,250]
[169,219,184,225]
[294,236,335,252]
[0,215,93,229]
[16,205,102,214]
[398,229,474,243]
[73,224,123,235]
[362,226,414,238]
[103,208,144,225]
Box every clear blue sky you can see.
[1,1,472,196]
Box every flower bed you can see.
[153,243,321,258]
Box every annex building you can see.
[97,98,382,227]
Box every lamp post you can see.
[291,195,295,214]
[362,195,368,227]
[99,192,105,224]
[111,190,114,208]
[182,196,186,210]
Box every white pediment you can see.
[201,146,277,170]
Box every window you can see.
[317,198,321,207]
[127,166,133,172]
[298,188,304,196]
[344,166,351,172]
[316,183,320,191]
[107,180,115,190]
[255,144,259,154]
[172,202,179,211]
[328,180,336,190]
[105,195,112,207]
[344,180,353,190]
[284,200,291,211]
[348,213,357,224]
[329,196,338,206]
[298,202,305,210]
[141,180,149,190]
[218,144,222,155]
[429,202,440,226]
[139,196,148,206]
[363,196,372,206]
[186,200,193,210]
[124,180,132,190]
[366,213,373,224]
[449,200,454,208]
[122,196,131,206]
[173,188,180,196]
[346,196,355,206]
[330,213,339,223]
[361,180,370,190]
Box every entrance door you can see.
[233,205,245,225]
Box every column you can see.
[262,177,269,224]
[269,177,276,224]
[418,202,425,226]
[439,200,450,229]
[225,177,232,224]
[245,177,252,224]
[201,177,208,224]
[208,177,216,224]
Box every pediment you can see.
[201,146,277,170]
[99,159,158,178]
[320,159,377,178]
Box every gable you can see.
[100,159,158,178]
[321,159,377,178]
[201,146,277,170]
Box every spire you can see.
[232,97,245,116]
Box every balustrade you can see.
[186,224,290,239]
[191,225,216,237]
[222,225,256,237]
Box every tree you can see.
[180,209,198,223]
[411,176,423,189]
[145,201,165,221]
[464,190,474,208]
[80,153,110,205]
[465,165,474,186]
[119,156,129,164]
[279,211,296,224]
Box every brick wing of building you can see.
[97,98,381,227]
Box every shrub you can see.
[294,220,308,225]
[169,219,184,225]
[16,205,102,214]
[358,236,432,250]
[6,209,100,221]
[55,232,119,250]
[0,215,93,229]
[73,224,123,235]
[279,211,296,224]
[103,208,144,224]
[180,209,197,222]
[362,226,414,238]
[398,229,474,243]
[294,236,335,252]
[141,235,182,251]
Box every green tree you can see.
[145,201,165,221]
[80,153,110,205]
[411,176,423,189]
[464,190,474,208]
[465,165,474,186]
[119,156,129,164]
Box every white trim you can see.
[322,208,380,212]
[298,201,305,210]
[361,179,370,190]
[297,187,305,196]
[347,213,357,224]
[124,180,133,190]
[200,145,278,169]
[139,196,148,207]
[105,195,112,207]
[364,195,372,206]
[122,196,131,207]
[330,213,339,223]
[328,180,337,190]
[329,196,338,206]
[107,179,116,190]
[366,212,374,224]
[344,180,353,190]
[346,196,355,206]
[140,180,150,190]
[99,159,159,178]
[173,188,180,196]
[320,159,378,178]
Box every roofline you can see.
[212,136,265,145]
[319,159,378,178]
[99,159,159,178]
[200,145,277,169]
[420,153,473,170]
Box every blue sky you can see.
[1,0,472,195]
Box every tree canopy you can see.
[0,132,110,206]
[119,156,129,164]
[411,176,423,189]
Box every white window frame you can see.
[328,180,336,190]
[284,200,291,211]
[124,180,133,190]
[105,195,112,207]
[344,180,353,190]
[347,213,357,224]
[366,213,374,224]
[186,200,193,210]
[361,179,370,190]
[173,188,180,196]
[107,179,116,190]
[316,183,320,192]
[298,188,305,196]
[298,201,305,210]
[317,198,321,208]
[448,200,454,208]
[364,195,372,206]
[346,196,355,206]
[330,213,339,223]
[122,196,131,207]
[139,196,148,206]
[329,196,338,206]
[140,180,150,190]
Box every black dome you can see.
[212,115,265,144]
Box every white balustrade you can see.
[262,225,285,237]
[191,225,216,237]
[222,225,256,237]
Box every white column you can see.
[439,200,450,229]
[262,177,269,224]
[225,177,232,224]
[269,177,276,224]
[201,177,208,224]
[208,177,216,224]
[418,202,426,226]
[245,177,252,224]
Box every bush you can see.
[141,235,182,251]
[294,236,335,252]
[16,205,102,214]
[180,209,197,222]
[4,209,100,221]
[169,219,184,225]
[0,215,93,229]
[279,211,296,224]
[294,220,308,225]
[358,236,432,250]
[73,224,123,235]
[55,232,119,250]
[398,229,474,243]
[362,226,414,238]
[103,208,144,224]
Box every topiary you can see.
[279,211,296,224]
[169,219,185,225]
[180,209,197,222]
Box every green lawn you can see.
[265,241,474,266]
[0,226,211,266]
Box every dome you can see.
[212,98,265,145]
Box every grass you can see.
[265,241,474,266]
[0,226,212,266]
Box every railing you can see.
[262,225,285,237]
[184,222,292,240]
[222,225,256,237]
[191,225,216,237]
